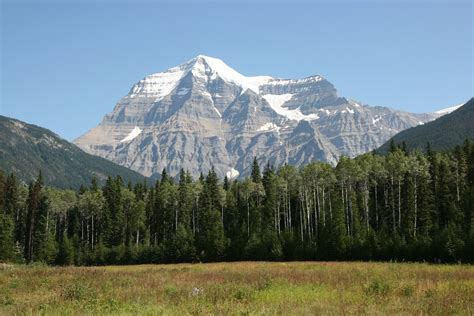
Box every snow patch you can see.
[319,109,335,115]
[120,126,142,143]
[264,76,323,85]
[372,116,381,125]
[129,67,186,102]
[435,104,463,115]
[176,88,190,96]
[257,122,280,133]
[263,94,319,121]
[226,168,240,179]
[213,106,222,118]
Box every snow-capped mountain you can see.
[74,55,439,179]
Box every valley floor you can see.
[0,261,473,315]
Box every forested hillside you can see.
[1,142,473,264]
[378,98,474,153]
[0,115,146,189]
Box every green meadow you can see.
[0,261,473,315]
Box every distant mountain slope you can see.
[378,98,474,153]
[75,55,439,179]
[0,115,146,188]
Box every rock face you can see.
[74,55,439,179]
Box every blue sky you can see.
[1,0,472,140]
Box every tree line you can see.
[0,140,473,265]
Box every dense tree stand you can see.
[0,142,473,265]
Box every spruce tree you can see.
[196,167,227,261]
[25,172,43,262]
[223,175,229,191]
[3,173,19,216]
[57,233,74,265]
[0,212,16,261]
[251,157,262,183]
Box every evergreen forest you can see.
[1,141,473,265]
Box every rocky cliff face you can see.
[74,55,439,179]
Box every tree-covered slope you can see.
[378,98,474,153]
[0,115,146,188]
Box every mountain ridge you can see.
[0,115,146,188]
[378,98,474,153]
[75,55,440,179]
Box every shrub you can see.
[364,279,391,297]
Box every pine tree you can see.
[251,157,262,183]
[389,139,397,153]
[25,172,43,262]
[103,176,125,247]
[90,176,99,192]
[223,175,229,191]
[160,168,169,184]
[262,163,277,234]
[3,173,19,216]
[196,167,227,261]
[2,173,22,248]
[34,194,57,263]
[163,224,195,262]
[0,212,16,261]
[57,233,74,265]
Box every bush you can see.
[61,281,96,302]
[364,279,391,297]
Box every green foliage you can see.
[57,234,74,266]
[163,224,196,262]
[0,141,473,265]
[0,213,16,261]
[61,281,96,302]
[196,168,228,261]
[364,279,391,297]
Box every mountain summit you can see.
[75,55,439,179]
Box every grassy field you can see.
[0,262,473,315]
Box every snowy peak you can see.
[190,55,273,94]
[75,55,440,180]
[128,55,274,99]
[126,55,331,102]
[127,54,327,102]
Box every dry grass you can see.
[0,261,473,315]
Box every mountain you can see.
[0,115,146,188]
[75,55,439,179]
[378,98,474,153]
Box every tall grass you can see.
[0,262,472,315]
